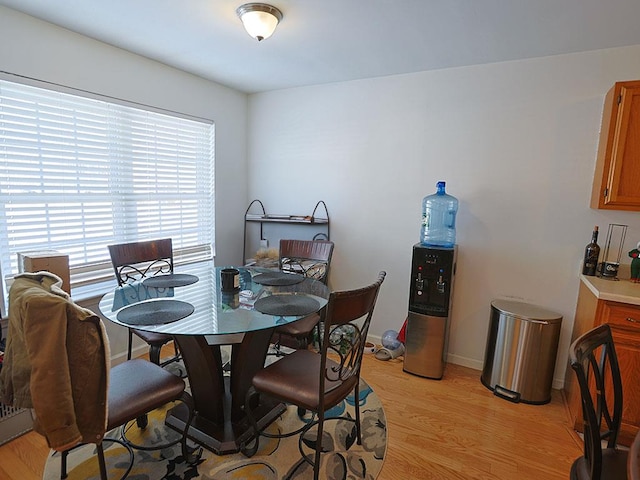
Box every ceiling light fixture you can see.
[236,3,283,42]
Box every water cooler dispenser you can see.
[403,244,457,379]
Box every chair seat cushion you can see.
[252,349,357,412]
[570,448,628,480]
[132,328,173,345]
[275,313,320,337]
[107,359,185,428]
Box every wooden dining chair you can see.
[569,323,627,480]
[270,239,334,355]
[242,271,386,480]
[107,238,180,367]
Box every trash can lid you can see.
[491,299,562,323]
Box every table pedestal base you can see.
[166,393,284,455]
[169,330,284,455]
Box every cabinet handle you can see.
[626,317,639,323]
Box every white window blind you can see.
[0,78,215,300]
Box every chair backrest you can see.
[569,323,623,480]
[108,238,173,286]
[318,271,385,406]
[278,239,334,284]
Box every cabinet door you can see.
[607,326,640,446]
[600,301,640,445]
[591,81,640,211]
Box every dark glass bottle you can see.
[582,226,600,276]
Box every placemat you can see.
[252,272,304,286]
[142,273,199,288]
[117,299,195,326]
[254,294,320,316]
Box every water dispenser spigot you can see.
[437,270,445,294]
[416,272,425,295]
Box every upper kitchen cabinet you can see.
[591,80,640,211]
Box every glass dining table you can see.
[98,261,329,455]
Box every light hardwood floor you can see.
[0,353,581,480]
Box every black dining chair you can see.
[569,323,627,480]
[3,274,199,480]
[61,358,200,479]
[270,239,334,356]
[108,238,180,367]
[242,271,386,480]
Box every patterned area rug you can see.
[42,378,386,480]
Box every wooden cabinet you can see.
[591,80,640,210]
[565,281,640,446]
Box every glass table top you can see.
[98,262,329,336]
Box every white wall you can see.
[3,5,640,389]
[0,6,248,267]
[0,6,249,358]
[247,47,640,388]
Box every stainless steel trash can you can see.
[480,299,562,404]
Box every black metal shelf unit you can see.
[242,200,330,265]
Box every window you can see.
[0,78,215,306]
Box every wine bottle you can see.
[582,226,600,276]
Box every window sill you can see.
[71,279,118,304]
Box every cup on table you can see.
[221,268,240,292]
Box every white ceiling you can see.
[3,0,640,94]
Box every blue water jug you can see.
[420,181,458,248]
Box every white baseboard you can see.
[446,353,565,391]
[368,339,566,391]
[446,353,483,371]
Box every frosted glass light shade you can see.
[237,3,283,41]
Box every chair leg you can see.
[136,341,158,429]
[119,393,201,465]
[127,329,133,360]
[239,386,261,457]
[159,338,181,366]
[61,442,111,480]
[179,392,202,464]
[296,334,308,350]
[96,443,108,480]
[159,341,182,371]
[313,412,324,480]
[354,382,362,444]
[135,414,148,429]
[61,450,68,479]
[148,344,162,365]
[268,334,286,357]
[314,323,322,350]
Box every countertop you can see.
[581,268,640,306]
